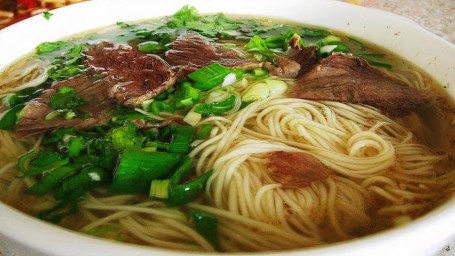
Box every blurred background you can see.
[0,0,87,29]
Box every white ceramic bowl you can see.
[0,0,454,255]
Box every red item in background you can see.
[16,0,36,9]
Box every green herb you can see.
[6,88,44,108]
[43,11,53,20]
[195,94,236,115]
[46,44,88,81]
[37,41,71,54]
[245,35,274,60]
[190,210,218,248]
[48,86,87,110]
[166,5,239,37]
[110,123,143,151]
[167,5,200,28]
[116,21,132,29]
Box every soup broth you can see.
[0,6,455,252]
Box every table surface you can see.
[339,0,454,44]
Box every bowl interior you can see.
[0,0,454,255]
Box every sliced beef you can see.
[264,56,301,78]
[267,151,330,189]
[287,53,428,116]
[165,34,262,78]
[16,42,179,137]
[264,45,318,79]
[292,46,319,77]
[15,75,114,137]
[84,42,177,107]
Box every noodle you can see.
[184,96,453,250]
[1,93,453,251]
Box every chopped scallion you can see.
[149,179,170,199]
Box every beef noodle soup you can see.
[0,5,454,252]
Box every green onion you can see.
[190,210,218,248]
[172,82,201,109]
[242,82,270,102]
[63,111,76,120]
[18,150,69,176]
[320,35,342,45]
[53,166,108,200]
[86,224,122,238]
[187,63,232,91]
[253,68,268,77]
[43,127,75,145]
[169,156,193,188]
[26,164,79,196]
[242,78,287,103]
[154,90,170,101]
[266,78,288,96]
[0,104,24,131]
[17,150,43,173]
[38,199,78,223]
[179,98,194,107]
[149,179,170,199]
[353,53,392,69]
[183,109,202,126]
[68,137,83,158]
[167,169,213,207]
[169,126,194,153]
[194,94,236,115]
[45,110,62,121]
[195,124,213,140]
[150,101,174,116]
[167,157,212,207]
[349,37,366,51]
[109,150,184,194]
[110,123,143,151]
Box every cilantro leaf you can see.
[43,11,53,21]
[49,86,87,110]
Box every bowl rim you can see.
[0,0,454,255]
